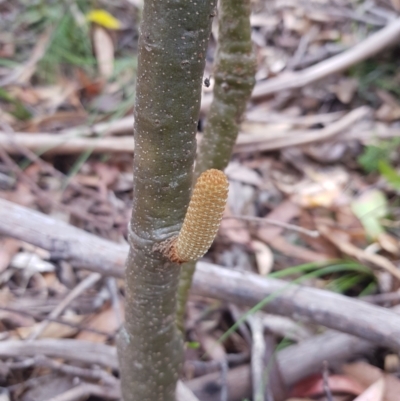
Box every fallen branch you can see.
[0,339,118,369]
[192,263,400,350]
[44,383,120,401]
[0,330,372,401]
[31,355,118,386]
[0,133,135,154]
[251,18,400,99]
[225,215,319,237]
[187,330,371,401]
[59,116,135,137]
[0,107,368,156]
[1,198,400,350]
[0,339,199,401]
[234,106,370,153]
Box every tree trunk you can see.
[117,2,216,401]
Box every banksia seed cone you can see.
[170,169,228,263]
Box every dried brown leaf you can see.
[0,237,20,273]
[291,374,365,398]
[77,305,123,342]
[197,332,226,362]
[343,362,400,401]
[318,224,400,281]
[251,240,274,276]
[93,26,114,78]
[353,379,385,401]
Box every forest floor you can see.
[1,1,400,400]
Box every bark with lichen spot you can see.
[177,0,256,331]
[117,2,216,401]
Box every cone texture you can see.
[175,169,228,262]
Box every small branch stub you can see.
[160,169,229,263]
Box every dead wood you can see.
[0,330,371,401]
[186,330,371,401]
[43,383,120,401]
[1,198,400,350]
[251,18,400,99]
[0,108,369,156]
[0,339,118,369]
[0,133,135,154]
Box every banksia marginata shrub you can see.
[158,169,229,263]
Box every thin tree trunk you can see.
[177,0,256,330]
[195,0,256,174]
[117,2,216,401]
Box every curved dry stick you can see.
[252,18,400,99]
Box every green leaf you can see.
[351,189,388,240]
[378,160,400,190]
[185,341,200,349]
[0,88,32,121]
[358,144,385,172]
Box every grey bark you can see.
[1,199,400,351]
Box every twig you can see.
[33,355,118,386]
[361,290,400,304]
[0,329,372,401]
[251,18,400,99]
[186,330,372,401]
[106,277,123,327]
[0,133,135,155]
[44,383,120,401]
[322,361,333,401]
[192,263,400,351]
[286,25,319,71]
[60,115,134,137]
[27,273,102,340]
[184,353,250,378]
[0,199,400,349]
[219,360,229,401]
[247,314,268,401]
[0,339,118,369]
[2,199,400,350]
[234,106,371,153]
[0,108,369,156]
[262,314,312,342]
[0,306,111,337]
[225,215,319,238]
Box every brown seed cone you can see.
[174,169,228,263]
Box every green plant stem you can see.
[177,0,256,331]
[195,0,256,174]
[117,1,216,401]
